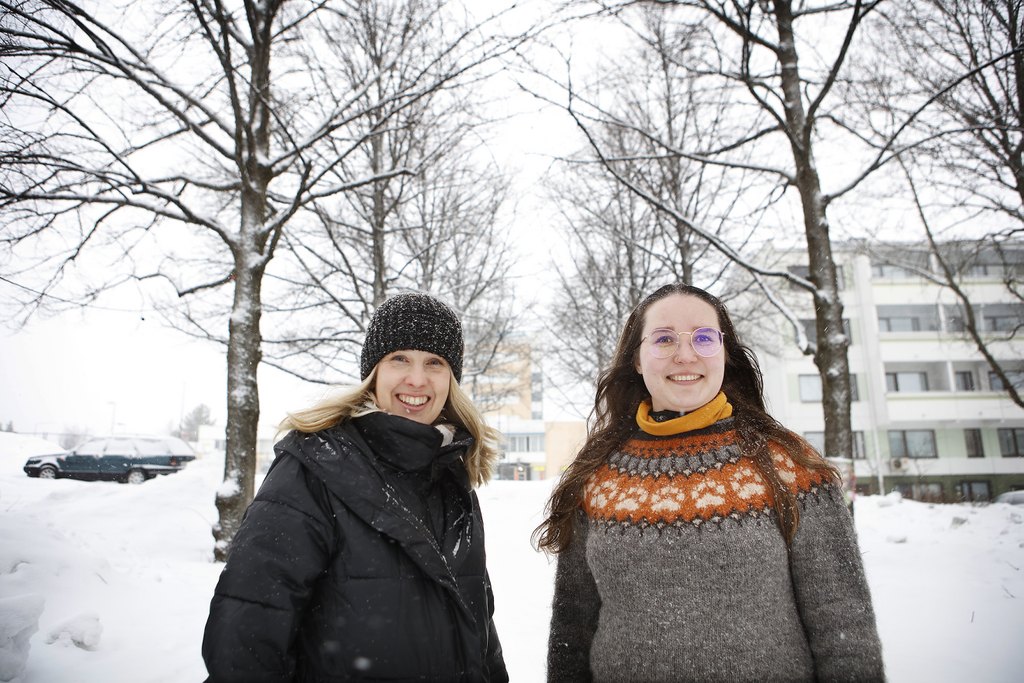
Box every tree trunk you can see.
[774,0,853,459]
[213,257,264,561]
[212,0,276,561]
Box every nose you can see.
[405,362,428,387]
[672,339,698,363]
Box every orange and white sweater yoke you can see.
[546,394,885,683]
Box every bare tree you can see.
[545,173,662,396]
[276,135,520,406]
[534,0,896,460]
[864,0,1024,225]
[540,5,762,401]
[178,403,215,442]
[0,0,526,559]
[843,0,1024,407]
[868,168,1024,408]
[261,3,519,406]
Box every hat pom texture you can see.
[360,293,464,383]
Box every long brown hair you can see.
[535,283,837,553]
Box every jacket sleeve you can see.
[484,571,509,683]
[789,485,886,682]
[546,511,599,683]
[202,452,338,683]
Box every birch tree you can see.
[0,0,525,559]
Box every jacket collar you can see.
[352,410,471,479]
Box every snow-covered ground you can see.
[2,444,1023,682]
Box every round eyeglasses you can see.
[639,327,724,358]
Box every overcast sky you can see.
[0,299,330,439]
[0,2,599,441]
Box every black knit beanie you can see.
[360,292,464,383]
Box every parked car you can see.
[23,436,195,484]
[993,490,1024,506]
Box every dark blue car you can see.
[23,435,196,484]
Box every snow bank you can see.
[0,594,43,682]
[0,451,1022,682]
[0,433,65,460]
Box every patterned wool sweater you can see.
[547,393,884,683]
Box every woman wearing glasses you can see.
[538,283,884,682]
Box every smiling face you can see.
[635,293,726,414]
[373,349,452,425]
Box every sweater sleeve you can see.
[546,511,600,683]
[202,453,337,683]
[789,485,885,682]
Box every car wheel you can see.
[38,465,57,480]
[126,469,146,485]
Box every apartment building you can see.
[756,242,1024,502]
[474,336,586,481]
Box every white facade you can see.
[757,245,1024,502]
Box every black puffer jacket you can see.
[202,412,508,682]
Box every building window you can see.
[505,434,545,452]
[803,431,866,459]
[878,316,919,332]
[798,375,822,402]
[877,304,939,332]
[959,480,991,502]
[977,303,1024,332]
[964,429,984,458]
[985,315,1019,332]
[798,374,859,402]
[944,303,1024,332]
[944,304,966,332]
[871,263,919,279]
[965,263,1007,278]
[853,431,866,460]
[889,429,937,458]
[955,371,976,391]
[998,428,1024,457]
[892,482,944,503]
[989,370,1024,392]
[885,371,929,392]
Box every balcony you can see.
[885,390,1022,423]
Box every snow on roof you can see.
[74,435,194,456]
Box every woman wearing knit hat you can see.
[203,292,508,682]
[538,284,884,682]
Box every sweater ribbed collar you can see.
[635,391,734,436]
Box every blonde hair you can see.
[279,367,500,487]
